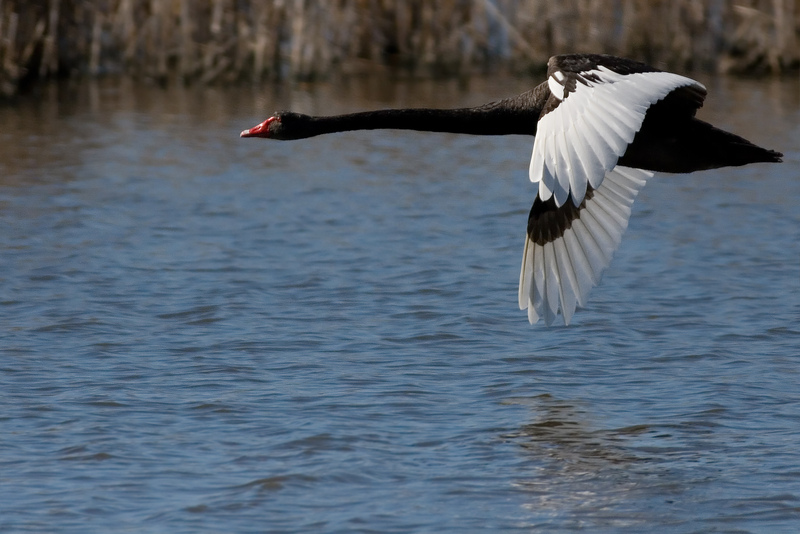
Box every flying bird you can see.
[241,54,782,326]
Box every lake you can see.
[1,72,799,533]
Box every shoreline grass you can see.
[1,1,797,97]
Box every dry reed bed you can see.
[1,0,797,97]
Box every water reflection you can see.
[510,395,642,466]
[505,395,673,528]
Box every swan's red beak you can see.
[240,117,276,138]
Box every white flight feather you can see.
[547,75,564,100]
[553,237,579,325]
[529,69,703,208]
[543,242,560,324]
[520,166,653,325]
[562,229,593,305]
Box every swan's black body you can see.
[618,89,781,172]
[242,54,782,326]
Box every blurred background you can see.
[2,0,798,97]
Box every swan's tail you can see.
[620,117,783,172]
[519,166,652,326]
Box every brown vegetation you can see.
[1,0,798,97]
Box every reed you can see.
[1,0,797,97]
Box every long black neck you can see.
[299,84,548,138]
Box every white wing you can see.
[529,65,704,208]
[519,166,652,326]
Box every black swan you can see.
[241,54,782,326]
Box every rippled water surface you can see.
[1,74,799,533]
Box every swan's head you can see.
[240,112,312,140]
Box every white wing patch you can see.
[519,166,652,326]
[547,74,565,100]
[529,68,703,208]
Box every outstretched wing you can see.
[520,166,652,326]
[520,55,706,326]
[529,54,706,208]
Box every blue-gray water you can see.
[1,74,799,533]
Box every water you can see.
[1,74,799,533]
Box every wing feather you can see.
[553,237,579,325]
[571,218,606,284]
[574,114,610,190]
[553,110,572,206]
[518,236,533,309]
[530,241,546,323]
[542,242,560,325]
[521,55,707,324]
[520,166,653,325]
[562,228,594,305]
[529,61,704,207]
